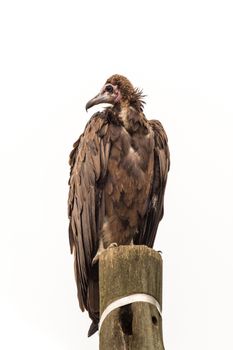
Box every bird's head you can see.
[85,74,145,112]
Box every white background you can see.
[1,0,233,349]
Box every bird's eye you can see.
[105,84,114,93]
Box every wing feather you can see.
[68,112,110,314]
[137,119,170,247]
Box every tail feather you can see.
[88,321,98,337]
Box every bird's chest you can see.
[108,128,142,174]
[105,125,154,203]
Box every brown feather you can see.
[135,119,170,247]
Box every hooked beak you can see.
[85,91,115,111]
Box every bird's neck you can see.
[118,101,130,127]
[110,100,146,133]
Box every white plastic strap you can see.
[99,293,162,331]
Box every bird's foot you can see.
[92,243,118,265]
[130,239,134,246]
[107,242,118,249]
[92,249,104,265]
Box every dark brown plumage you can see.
[68,74,170,336]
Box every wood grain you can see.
[99,245,165,350]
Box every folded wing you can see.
[68,113,110,316]
[136,120,170,247]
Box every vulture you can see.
[68,74,170,336]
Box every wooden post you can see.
[99,245,165,350]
